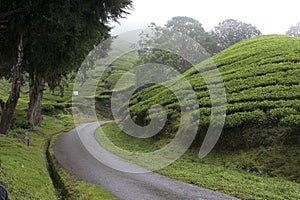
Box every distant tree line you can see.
[137,17,300,74]
[136,17,262,73]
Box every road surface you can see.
[53,122,238,200]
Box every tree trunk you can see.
[0,35,23,135]
[27,75,45,125]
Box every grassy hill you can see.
[93,52,138,117]
[127,34,300,175]
[95,35,300,199]
[126,35,300,149]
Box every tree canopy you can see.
[286,22,300,37]
[136,16,216,73]
[0,0,133,133]
[164,16,218,55]
[213,19,261,51]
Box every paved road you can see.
[53,122,239,200]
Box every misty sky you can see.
[111,0,300,35]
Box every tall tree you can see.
[0,1,27,135]
[137,16,217,73]
[27,1,132,125]
[286,22,300,37]
[164,16,218,55]
[213,19,261,51]
[0,0,132,134]
[0,35,23,135]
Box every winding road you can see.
[53,122,238,200]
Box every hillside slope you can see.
[127,35,300,150]
[94,52,138,117]
[108,35,300,181]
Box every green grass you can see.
[0,113,119,200]
[0,78,119,199]
[75,182,119,200]
[59,171,119,200]
[0,137,56,199]
[96,122,300,200]
[0,115,71,200]
[159,154,300,200]
[0,80,56,199]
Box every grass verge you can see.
[95,122,300,200]
[1,78,120,199]
[0,113,119,199]
[0,114,72,200]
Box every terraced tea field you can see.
[126,35,300,149]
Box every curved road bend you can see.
[53,122,239,200]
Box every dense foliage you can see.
[136,17,215,73]
[213,19,262,51]
[0,0,133,133]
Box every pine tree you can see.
[0,0,132,134]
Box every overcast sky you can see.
[111,0,300,35]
